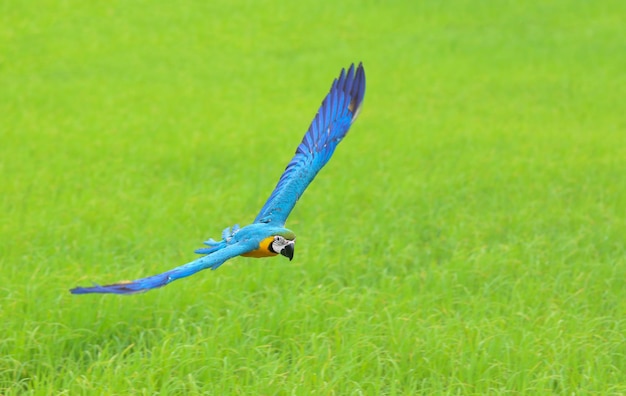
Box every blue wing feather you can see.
[70,241,255,295]
[254,63,366,225]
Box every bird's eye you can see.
[274,236,282,242]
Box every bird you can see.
[70,63,366,295]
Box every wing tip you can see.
[69,283,146,295]
[70,278,155,295]
[330,62,366,122]
[348,62,366,121]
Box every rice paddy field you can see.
[1,0,625,394]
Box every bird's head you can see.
[268,231,296,261]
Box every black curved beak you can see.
[281,242,295,261]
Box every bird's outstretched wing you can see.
[70,241,256,295]
[254,63,366,226]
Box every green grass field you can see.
[2,0,625,394]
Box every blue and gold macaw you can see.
[70,63,366,295]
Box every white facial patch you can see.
[271,236,294,253]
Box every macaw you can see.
[70,63,366,295]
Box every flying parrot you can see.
[70,63,366,295]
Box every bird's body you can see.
[71,63,365,295]
[240,236,279,258]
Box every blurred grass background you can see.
[1,0,625,394]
